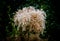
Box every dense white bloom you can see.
[13,6,46,34]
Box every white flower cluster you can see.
[14,6,46,34]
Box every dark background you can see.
[0,0,60,41]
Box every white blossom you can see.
[13,6,46,34]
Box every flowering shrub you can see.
[13,6,46,41]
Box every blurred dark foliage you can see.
[0,0,60,41]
